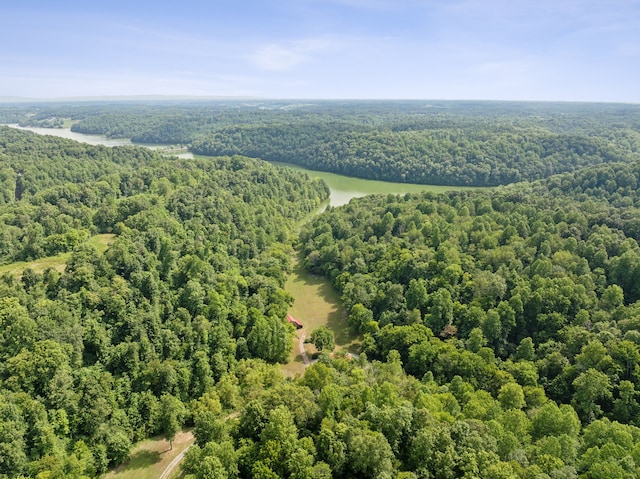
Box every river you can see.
[6,124,134,147]
[6,124,485,207]
[4,124,195,159]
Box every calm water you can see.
[6,124,134,147]
[272,162,487,207]
[7,125,484,206]
[4,125,194,159]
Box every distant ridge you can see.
[0,95,262,103]
[0,97,40,103]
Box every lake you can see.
[6,124,134,147]
[7,125,486,206]
[4,125,195,159]
[272,162,487,207]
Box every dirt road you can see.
[299,332,310,365]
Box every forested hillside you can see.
[291,160,640,478]
[0,127,328,477]
[191,124,637,186]
[3,101,640,186]
[3,106,640,478]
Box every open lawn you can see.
[0,234,115,277]
[89,233,116,254]
[0,254,71,276]
[282,252,359,376]
[102,430,194,479]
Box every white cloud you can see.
[251,44,306,71]
[249,36,346,71]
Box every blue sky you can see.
[1,0,639,101]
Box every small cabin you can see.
[287,314,303,329]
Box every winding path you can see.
[157,412,240,479]
[299,332,311,365]
[158,439,194,479]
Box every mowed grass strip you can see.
[0,234,115,277]
[282,252,359,376]
[89,233,116,254]
[102,430,194,479]
[0,254,71,276]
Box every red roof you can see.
[287,314,303,328]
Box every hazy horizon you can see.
[2,96,640,106]
[2,0,639,103]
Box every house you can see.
[287,314,303,329]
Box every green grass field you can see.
[282,252,359,376]
[0,234,115,277]
[89,233,116,253]
[102,430,194,479]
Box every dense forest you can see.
[2,102,640,478]
[3,101,640,186]
[0,127,328,477]
[292,161,640,478]
[191,124,638,186]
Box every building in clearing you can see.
[287,314,303,329]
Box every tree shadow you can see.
[325,302,353,347]
[292,352,306,364]
[117,450,162,472]
[290,260,327,288]
[290,251,358,349]
[345,341,362,355]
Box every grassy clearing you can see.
[90,233,116,254]
[282,252,359,377]
[102,430,194,479]
[0,255,71,276]
[0,234,115,277]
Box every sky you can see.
[1,0,639,102]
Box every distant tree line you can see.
[192,124,638,186]
[2,101,640,187]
